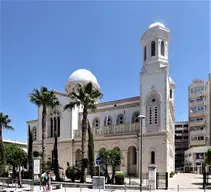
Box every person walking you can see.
[41,172,48,192]
[46,172,51,192]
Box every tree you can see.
[205,148,211,165]
[29,86,60,171]
[99,148,123,184]
[0,112,14,175]
[87,120,95,177]
[99,148,111,183]
[53,131,60,181]
[64,82,103,183]
[5,144,27,188]
[27,126,33,178]
[109,149,123,184]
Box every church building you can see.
[27,22,176,176]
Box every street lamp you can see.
[138,115,145,192]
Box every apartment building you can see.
[175,121,189,171]
[188,76,211,148]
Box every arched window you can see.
[170,89,172,99]
[149,107,152,124]
[50,110,60,137]
[116,114,124,125]
[132,112,140,123]
[154,106,158,124]
[104,116,112,126]
[144,46,147,61]
[146,91,161,132]
[161,41,165,56]
[151,41,156,56]
[151,151,155,164]
[93,118,100,135]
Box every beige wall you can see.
[32,131,170,175]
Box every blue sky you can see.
[1,1,210,142]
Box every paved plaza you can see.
[1,173,211,192]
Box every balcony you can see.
[189,120,206,127]
[189,101,205,107]
[103,123,139,135]
[189,92,206,99]
[189,111,207,118]
[190,140,206,147]
[189,129,206,136]
[73,123,140,138]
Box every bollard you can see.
[149,185,151,192]
[64,185,66,192]
[80,187,82,192]
[124,184,126,192]
[204,185,206,192]
[177,185,179,192]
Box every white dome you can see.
[66,69,100,93]
[149,22,165,29]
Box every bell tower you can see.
[139,22,175,174]
[141,22,170,73]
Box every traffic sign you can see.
[96,157,102,165]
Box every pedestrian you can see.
[41,172,48,192]
[46,171,51,192]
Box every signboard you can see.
[33,158,41,175]
[92,176,105,190]
[148,170,155,181]
[96,157,102,166]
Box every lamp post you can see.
[138,115,145,192]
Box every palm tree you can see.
[0,112,14,140]
[29,86,60,171]
[64,82,103,183]
[0,112,14,175]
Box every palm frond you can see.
[0,112,14,131]
[63,101,80,111]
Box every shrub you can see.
[115,172,125,185]
[1,171,9,177]
[65,165,81,182]
[170,171,174,178]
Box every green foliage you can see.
[29,86,60,108]
[88,121,95,177]
[98,148,123,184]
[27,127,33,178]
[5,144,28,168]
[0,141,5,176]
[64,82,103,112]
[170,171,174,178]
[0,112,14,132]
[115,172,125,185]
[65,165,81,182]
[205,148,211,165]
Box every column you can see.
[122,151,128,174]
